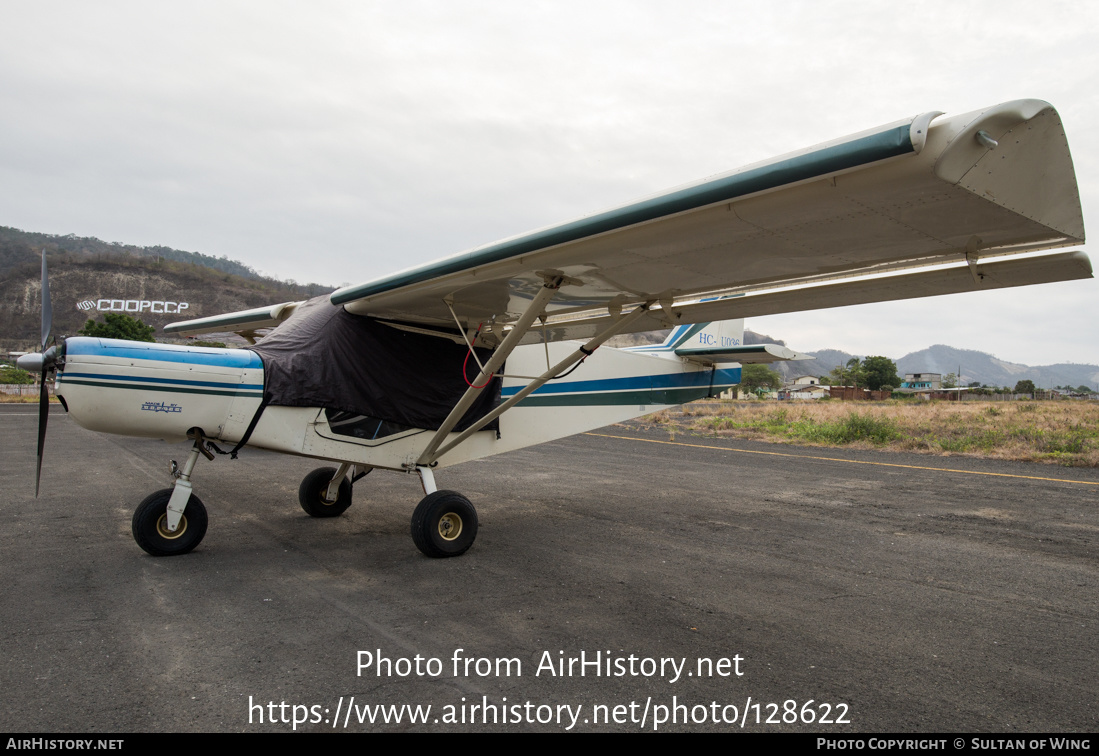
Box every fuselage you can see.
[54,336,740,469]
[57,337,264,441]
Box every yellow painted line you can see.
[585,432,1099,487]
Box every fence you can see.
[827,387,893,401]
[0,384,53,396]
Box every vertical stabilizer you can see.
[629,319,746,355]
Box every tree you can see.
[942,372,958,389]
[828,356,899,389]
[861,356,900,391]
[829,357,865,387]
[0,366,36,384]
[78,312,156,342]
[739,364,782,394]
[1014,379,1036,395]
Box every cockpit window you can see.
[324,409,415,440]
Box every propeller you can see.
[16,251,55,496]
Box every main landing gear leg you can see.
[131,429,211,556]
[410,467,478,558]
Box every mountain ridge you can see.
[764,336,1099,390]
[0,226,333,350]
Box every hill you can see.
[0,226,332,350]
[599,329,1098,390]
[0,226,300,284]
[767,343,858,383]
[895,345,1099,390]
[773,342,1098,391]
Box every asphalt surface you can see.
[2,404,1097,733]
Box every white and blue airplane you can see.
[18,99,1091,559]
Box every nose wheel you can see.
[132,489,208,556]
[132,431,211,556]
[410,490,478,558]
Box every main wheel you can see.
[132,488,208,556]
[298,467,353,517]
[410,490,478,558]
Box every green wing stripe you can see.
[333,123,915,304]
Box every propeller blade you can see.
[41,250,52,350]
[28,252,56,496]
[35,367,49,497]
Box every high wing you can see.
[324,98,1087,345]
[167,99,1089,346]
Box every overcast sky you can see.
[2,1,1096,367]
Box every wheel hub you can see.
[437,512,463,541]
[155,513,188,540]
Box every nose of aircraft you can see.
[17,345,62,374]
[16,350,53,373]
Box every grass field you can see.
[0,392,55,403]
[638,399,1099,467]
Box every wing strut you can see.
[414,277,565,466]
[418,300,653,467]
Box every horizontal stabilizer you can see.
[674,343,812,365]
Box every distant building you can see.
[779,375,829,400]
[782,385,829,400]
[896,372,968,400]
[900,373,941,390]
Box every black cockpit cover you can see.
[249,296,501,432]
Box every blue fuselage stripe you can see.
[501,368,741,397]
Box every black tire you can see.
[132,488,208,556]
[410,490,477,558]
[298,467,353,518]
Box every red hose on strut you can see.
[462,322,494,389]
